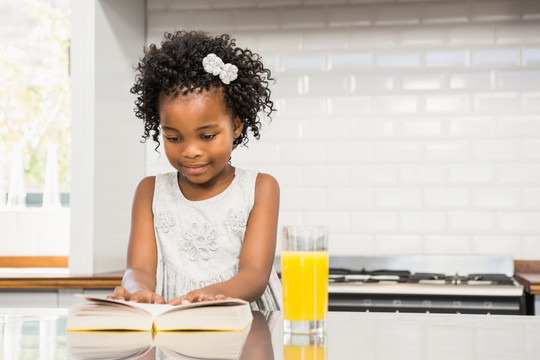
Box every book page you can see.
[154,301,253,331]
[75,294,175,319]
[76,294,249,319]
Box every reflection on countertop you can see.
[67,311,275,360]
[2,308,540,359]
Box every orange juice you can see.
[284,344,327,360]
[281,251,329,321]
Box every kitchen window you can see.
[0,0,71,267]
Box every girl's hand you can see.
[107,286,165,304]
[167,290,231,306]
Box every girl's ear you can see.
[233,116,244,139]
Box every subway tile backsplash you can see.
[145,0,540,259]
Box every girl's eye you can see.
[166,136,181,143]
[201,134,215,140]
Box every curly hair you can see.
[131,30,275,149]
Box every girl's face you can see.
[158,90,243,195]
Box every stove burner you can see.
[329,268,410,284]
[408,272,447,285]
[329,269,517,286]
[407,273,516,286]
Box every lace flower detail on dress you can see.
[155,212,175,233]
[182,223,218,261]
[224,209,247,232]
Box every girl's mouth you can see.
[183,164,209,175]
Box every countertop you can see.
[514,260,540,295]
[515,273,540,295]
[0,268,122,289]
[1,308,540,359]
[0,260,539,294]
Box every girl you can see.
[110,31,281,311]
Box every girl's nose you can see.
[182,141,202,159]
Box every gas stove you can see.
[327,255,526,315]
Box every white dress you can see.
[152,168,282,311]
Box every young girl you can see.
[110,31,281,311]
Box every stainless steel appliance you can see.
[328,255,526,315]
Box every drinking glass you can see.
[281,226,329,334]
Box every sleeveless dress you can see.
[152,168,282,311]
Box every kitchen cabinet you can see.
[0,289,113,308]
[0,270,121,308]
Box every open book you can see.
[66,294,253,332]
[67,326,252,360]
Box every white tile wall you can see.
[146,0,540,259]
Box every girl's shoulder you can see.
[134,173,176,209]
[138,175,156,188]
[232,168,278,202]
[234,169,278,190]
[235,168,275,181]
[255,172,280,197]
[139,172,179,196]
[135,176,156,198]
[131,176,157,212]
[255,172,278,187]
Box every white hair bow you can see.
[202,53,238,84]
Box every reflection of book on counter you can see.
[66,294,253,332]
[67,331,153,360]
[156,330,250,359]
[67,325,252,360]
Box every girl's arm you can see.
[168,173,280,304]
[109,176,165,304]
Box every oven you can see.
[327,255,526,315]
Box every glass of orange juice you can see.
[282,226,328,334]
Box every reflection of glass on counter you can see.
[0,312,67,360]
[284,332,327,360]
[66,311,276,360]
